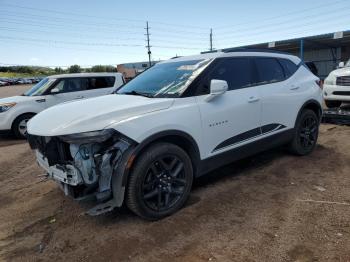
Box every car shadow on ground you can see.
[92,146,288,224]
[193,148,283,189]
[0,134,26,147]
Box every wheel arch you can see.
[131,130,201,176]
[295,99,322,126]
[11,112,36,130]
[112,130,201,207]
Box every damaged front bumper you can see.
[28,129,136,215]
[36,150,82,194]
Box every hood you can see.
[27,94,174,136]
[329,67,350,77]
[0,95,39,104]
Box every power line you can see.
[0,26,208,47]
[0,40,145,56]
[1,3,146,23]
[0,26,144,42]
[0,36,144,47]
[216,5,350,37]
[0,40,172,60]
[215,24,350,50]
[0,10,208,36]
[152,45,202,50]
[0,11,143,30]
[0,18,144,35]
[214,12,350,41]
[0,17,209,40]
[214,0,348,30]
[0,36,203,51]
[1,3,209,31]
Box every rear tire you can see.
[289,109,319,156]
[126,143,193,220]
[325,100,342,108]
[12,114,34,139]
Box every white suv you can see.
[0,73,124,138]
[27,50,323,220]
[323,59,350,108]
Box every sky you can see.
[0,0,350,68]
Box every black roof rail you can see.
[222,47,292,55]
[200,50,219,54]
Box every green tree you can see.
[90,65,116,73]
[68,64,81,73]
[16,66,34,74]
[54,67,64,74]
[105,65,117,72]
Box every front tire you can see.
[12,114,34,139]
[325,100,342,108]
[289,109,319,156]
[126,143,193,220]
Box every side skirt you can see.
[197,129,295,176]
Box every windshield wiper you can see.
[121,90,153,98]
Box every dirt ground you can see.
[1,86,350,262]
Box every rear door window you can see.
[255,57,285,85]
[53,78,84,93]
[86,77,115,90]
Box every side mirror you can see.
[205,79,228,102]
[50,87,60,94]
[338,62,345,68]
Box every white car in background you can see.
[0,73,124,138]
[323,59,350,108]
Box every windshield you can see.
[24,77,56,96]
[116,59,211,98]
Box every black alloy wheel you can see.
[289,109,319,156]
[299,115,318,151]
[126,143,193,220]
[142,155,187,212]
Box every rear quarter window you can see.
[255,57,285,85]
[279,58,298,78]
[85,77,116,90]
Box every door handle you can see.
[290,85,300,90]
[75,96,84,99]
[248,96,260,103]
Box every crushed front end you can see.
[27,129,136,215]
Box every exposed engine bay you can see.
[27,130,135,215]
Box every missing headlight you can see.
[59,129,115,144]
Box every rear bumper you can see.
[323,84,350,101]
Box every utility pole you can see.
[145,21,152,67]
[210,28,213,51]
